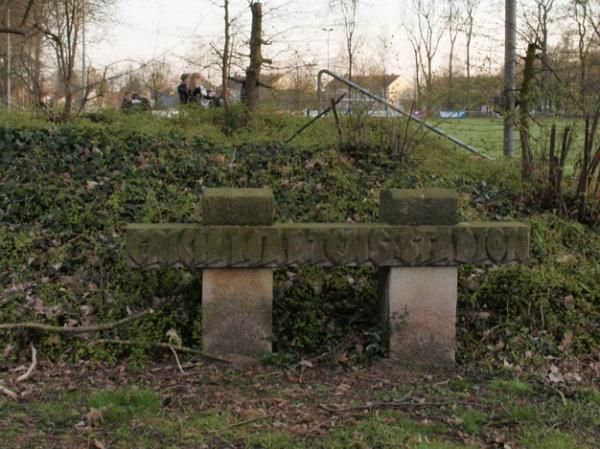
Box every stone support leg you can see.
[379,267,458,365]
[202,269,273,357]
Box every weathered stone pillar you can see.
[201,188,274,357]
[378,189,460,365]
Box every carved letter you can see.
[504,227,529,262]
[369,228,396,266]
[324,228,369,265]
[486,227,507,263]
[306,229,328,265]
[285,228,309,266]
[262,228,286,266]
[244,228,265,266]
[177,229,197,268]
[453,226,477,263]
[205,228,227,266]
[228,228,247,266]
[394,228,420,264]
[425,227,456,265]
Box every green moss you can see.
[379,188,459,225]
[89,388,161,423]
[321,411,472,448]
[519,428,590,449]
[460,410,488,434]
[488,379,535,396]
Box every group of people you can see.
[120,91,153,113]
[177,73,222,108]
[119,72,222,113]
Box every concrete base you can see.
[379,267,458,365]
[202,269,273,357]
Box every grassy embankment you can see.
[0,109,598,448]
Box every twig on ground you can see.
[213,416,268,434]
[550,385,568,406]
[318,398,458,414]
[0,382,18,399]
[16,344,37,383]
[89,338,230,364]
[169,345,185,374]
[0,382,18,400]
[0,310,155,334]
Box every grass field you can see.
[434,117,585,163]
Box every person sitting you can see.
[188,73,209,107]
[177,73,191,105]
[122,92,152,112]
[120,91,133,110]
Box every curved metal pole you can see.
[317,69,494,160]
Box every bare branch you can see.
[0,383,18,400]
[15,344,37,383]
[0,309,154,334]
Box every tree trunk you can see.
[33,33,43,105]
[466,27,472,80]
[222,0,230,110]
[243,2,265,111]
[519,43,537,185]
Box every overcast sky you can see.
[87,0,508,83]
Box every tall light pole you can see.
[322,27,334,71]
[81,0,87,107]
[504,0,517,158]
[6,7,12,110]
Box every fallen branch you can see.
[212,416,267,434]
[0,383,18,400]
[16,344,37,383]
[168,345,185,374]
[89,338,230,364]
[0,310,154,334]
[318,398,457,414]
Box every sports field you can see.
[433,117,584,162]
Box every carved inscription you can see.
[126,223,530,269]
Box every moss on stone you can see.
[201,188,274,226]
[379,189,459,225]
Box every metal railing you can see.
[317,69,494,160]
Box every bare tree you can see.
[1,0,113,116]
[571,0,593,107]
[522,0,557,110]
[329,0,360,87]
[461,0,479,80]
[405,24,423,104]
[375,29,395,105]
[590,0,600,43]
[243,1,271,111]
[221,0,232,109]
[0,0,35,36]
[408,0,445,110]
[39,0,85,116]
[144,60,172,109]
[446,0,461,90]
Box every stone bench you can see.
[125,188,529,366]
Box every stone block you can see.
[126,223,530,269]
[380,189,459,225]
[379,267,457,365]
[201,188,274,226]
[202,269,273,356]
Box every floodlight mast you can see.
[504,0,517,158]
